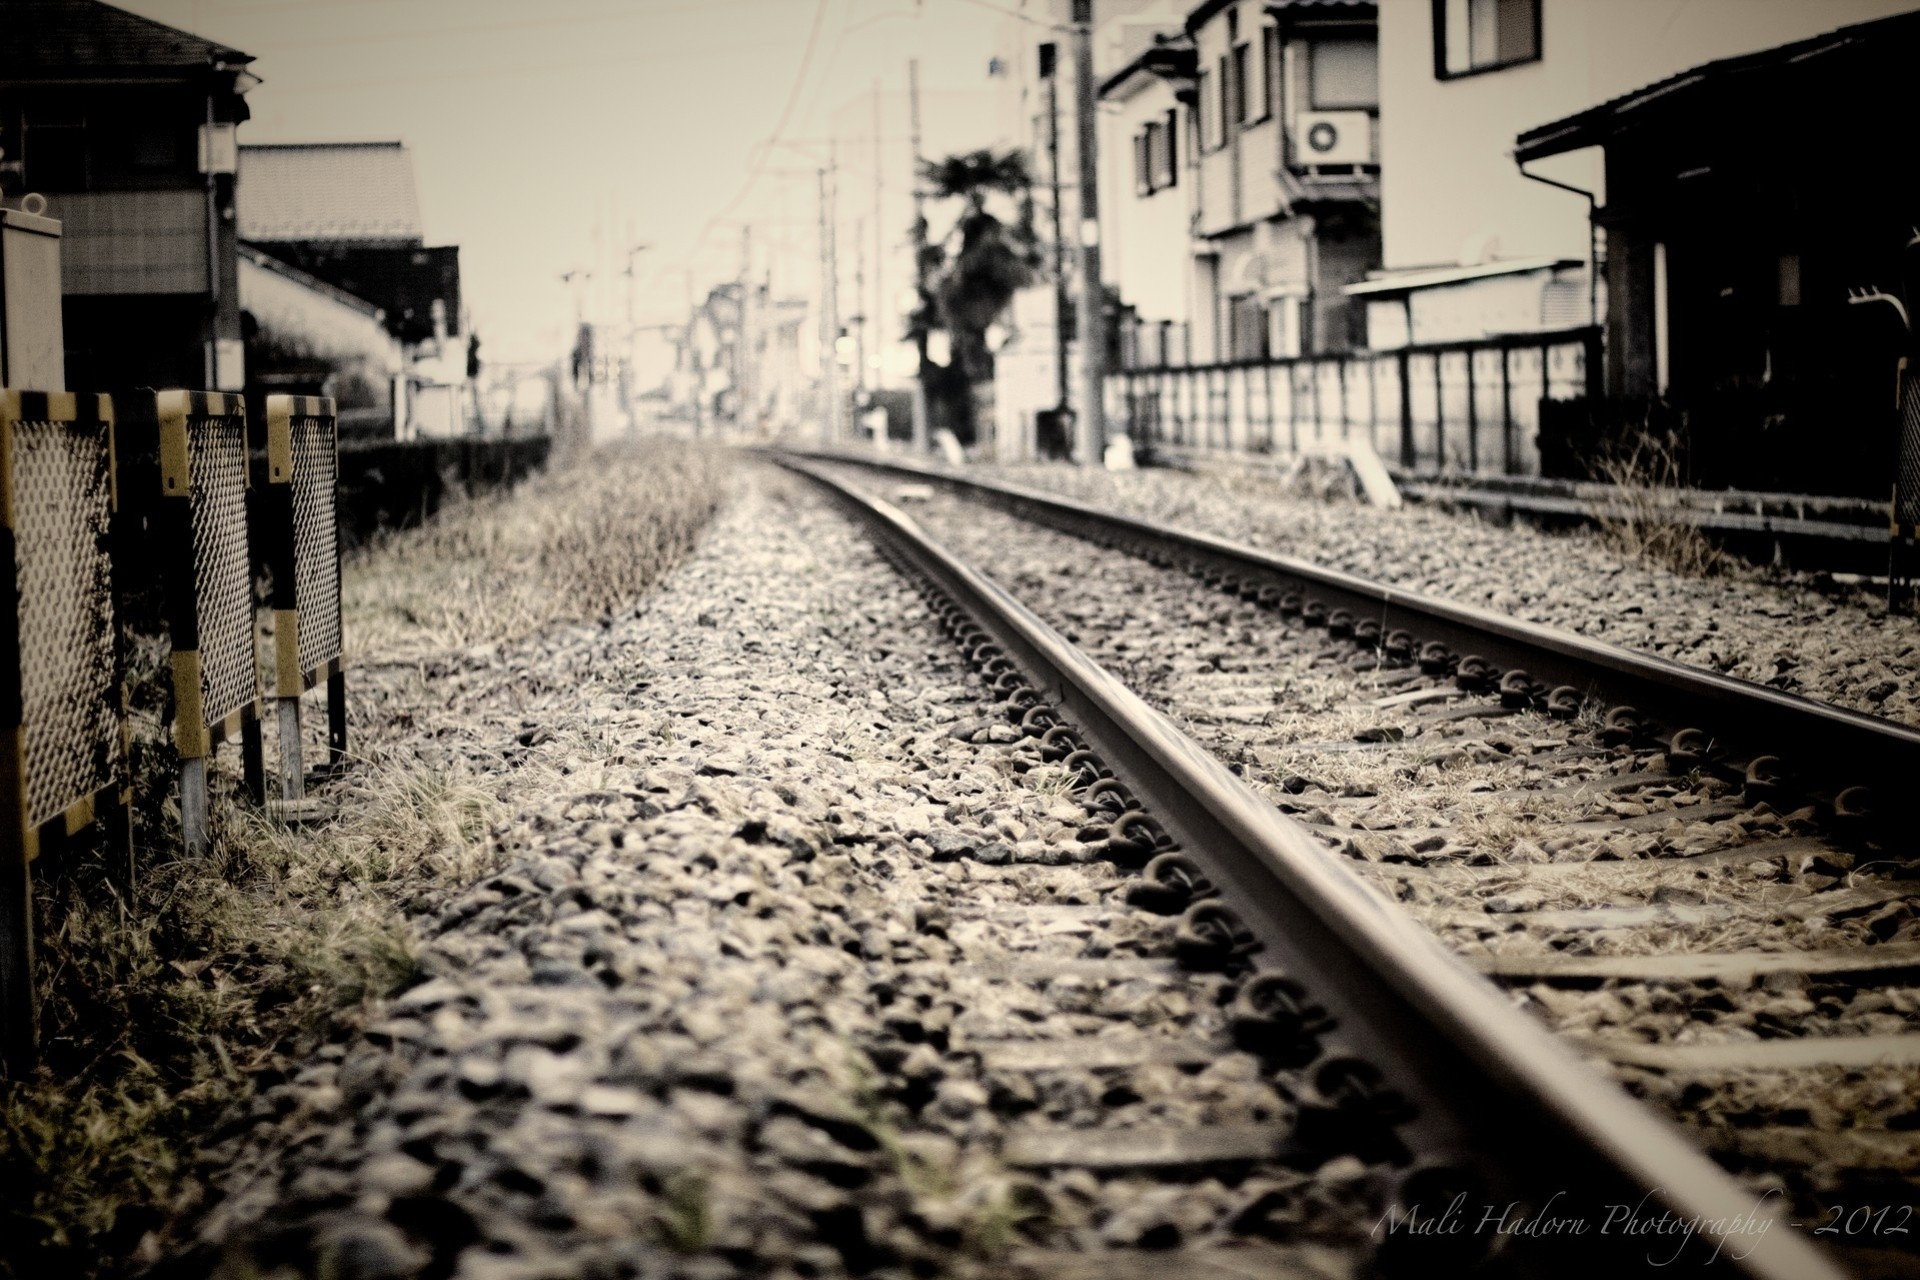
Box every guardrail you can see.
[1110,327,1600,476]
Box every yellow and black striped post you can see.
[262,394,345,803]
[136,390,265,854]
[0,390,129,1076]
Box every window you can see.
[1133,114,1179,197]
[1196,67,1222,152]
[1309,39,1378,109]
[1153,108,1177,189]
[1230,43,1251,124]
[1433,0,1540,78]
[1262,25,1281,119]
[1217,54,1233,138]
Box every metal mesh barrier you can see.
[186,411,256,726]
[9,409,116,828]
[289,412,342,678]
[1897,366,1920,532]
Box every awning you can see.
[1343,257,1579,298]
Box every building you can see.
[1186,0,1379,362]
[237,142,460,349]
[1360,0,1919,350]
[236,141,466,436]
[1099,26,1197,370]
[237,246,404,435]
[1515,11,1920,497]
[0,0,256,393]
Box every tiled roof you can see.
[0,0,251,73]
[238,142,424,245]
[1516,9,1920,162]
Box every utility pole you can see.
[872,78,886,417]
[852,215,867,396]
[1072,0,1107,467]
[738,225,758,437]
[683,267,704,437]
[908,56,930,453]
[818,149,844,445]
[1041,42,1070,425]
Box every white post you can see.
[278,698,305,803]
[180,757,209,856]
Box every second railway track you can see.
[786,450,1920,1278]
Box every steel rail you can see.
[783,448,1920,808]
[781,456,1839,1280]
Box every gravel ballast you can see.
[961,461,1920,727]
[181,468,1376,1279]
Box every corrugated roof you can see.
[0,0,251,73]
[238,142,424,245]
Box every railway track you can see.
[775,455,1861,1278]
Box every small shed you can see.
[1516,11,1920,496]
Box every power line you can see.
[948,0,1069,33]
[233,0,774,53]
[261,36,799,96]
[645,0,838,300]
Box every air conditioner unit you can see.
[1294,111,1374,166]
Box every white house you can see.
[1360,0,1920,348]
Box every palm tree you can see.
[910,149,1040,446]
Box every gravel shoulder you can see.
[963,460,1920,727]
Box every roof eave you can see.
[1098,42,1196,100]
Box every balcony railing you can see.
[1106,326,1601,477]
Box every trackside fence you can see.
[1108,326,1601,477]
[1,382,551,1075]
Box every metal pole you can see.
[873,78,886,420]
[0,840,34,1075]
[1044,45,1070,418]
[819,158,844,445]
[738,225,756,437]
[1072,0,1107,467]
[821,141,837,441]
[908,57,931,453]
[278,698,304,803]
[180,756,208,856]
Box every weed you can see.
[1590,431,1724,578]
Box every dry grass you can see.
[347,441,730,658]
[1590,432,1725,578]
[0,438,732,1280]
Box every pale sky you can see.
[117,0,1021,364]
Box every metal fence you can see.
[0,380,550,1072]
[1109,326,1601,476]
[263,394,347,800]
[0,389,128,1073]
[145,390,265,850]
